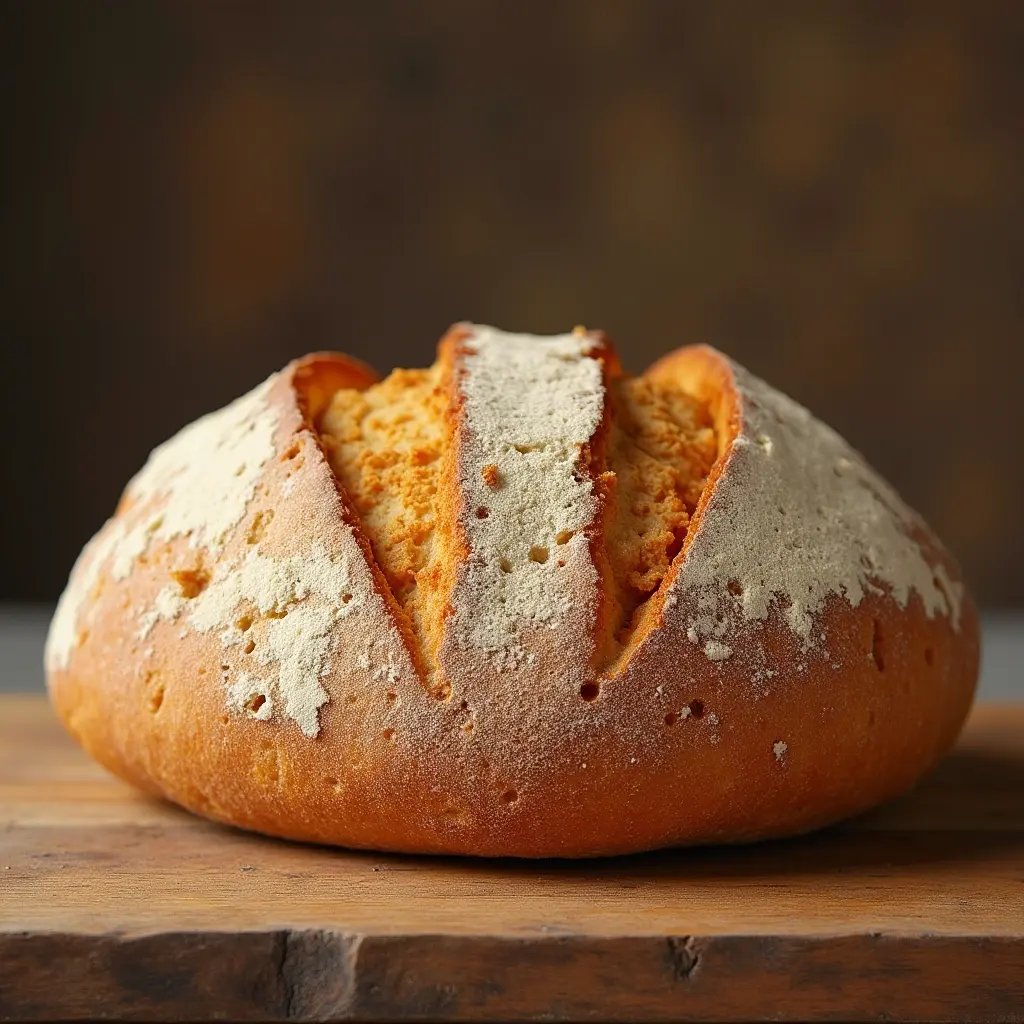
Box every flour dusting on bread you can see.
[667,356,964,659]
[126,376,279,551]
[135,545,351,736]
[46,377,279,671]
[445,326,605,669]
[47,525,125,671]
[187,542,366,737]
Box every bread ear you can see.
[288,350,379,420]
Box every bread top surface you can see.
[46,325,971,749]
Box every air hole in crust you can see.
[500,789,519,804]
[579,681,601,702]
[475,507,489,519]
[341,593,353,604]
[236,615,253,632]
[871,619,885,671]
[146,681,165,714]
[664,712,678,727]
[529,546,549,564]
[244,693,266,714]
[246,509,274,545]
[282,442,301,461]
[499,557,513,573]
[243,639,256,655]
[383,727,395,742]
[727,580,743,597]
[555,530,574,545]
[172,568,209,599]
[688,699,705,718]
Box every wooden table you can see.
[1,696,1022,1023]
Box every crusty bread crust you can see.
[46,330,979,857]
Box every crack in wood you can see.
[274,929,361,1019]
[665,935,701,981]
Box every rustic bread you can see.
[45,325,978,857]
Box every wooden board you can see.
[1,695,1022,1023]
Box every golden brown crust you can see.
[46,332,979,857]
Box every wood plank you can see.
[1,696,1022,1022]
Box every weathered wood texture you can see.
[1,696,1022,1022]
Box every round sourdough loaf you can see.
[46,325,978,857]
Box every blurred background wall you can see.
[2,1,1022,606]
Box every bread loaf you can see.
[45,325,978,856]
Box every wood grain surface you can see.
[1,695,1022,1022]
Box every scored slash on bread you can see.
[46,325,978,857]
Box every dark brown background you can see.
[2,1,1022,605]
